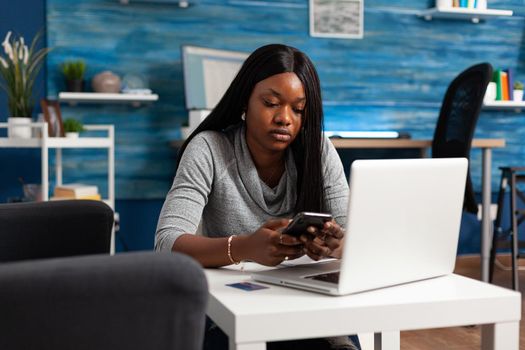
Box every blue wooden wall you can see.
[0,0,47,201]
[46,0,525,200]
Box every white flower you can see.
[2,31,13,61]
[0,57,8,69]
[23,45,28,65]
[18,43,24,61]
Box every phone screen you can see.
[282,212,332,237]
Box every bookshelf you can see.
[419,7,513,23]
[58,92,158,107]
[0,122,116,252]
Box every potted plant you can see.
[0,31,51,138]
[62,118,84,138]
[61,60,86,92]
[513,81,523,102]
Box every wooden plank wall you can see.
[46,0,525,199]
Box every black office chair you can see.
[490,166,525,290]
[0,200,208,350]
[432,63,493,214]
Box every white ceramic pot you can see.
[513,89,523,102]
[65,132,79,138]
[7,117,32,139]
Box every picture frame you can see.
[40,99,64,137]
[309,0,364,39]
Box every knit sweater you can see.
[155,123,349,252]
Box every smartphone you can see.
[282,212,333,237]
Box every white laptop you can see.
[252,158,468,296]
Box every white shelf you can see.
[483,100,525,110]
[58,92,158,106]
[118,0,189,7]
[419,7,513,23]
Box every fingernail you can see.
[307,226,315,233]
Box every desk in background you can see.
[170,138,506,282]
[206,263,520,350]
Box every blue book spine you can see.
[460,0,467,7]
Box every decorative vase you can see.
[92,71,121,93]
[7,117,32,139]
[513,89,523,102]
[66,79,84,92]
[65,132,79,138]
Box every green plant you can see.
[63,118,84,133]
[513,81,523,90]
[0,31,51,118]
[61,60,86,81]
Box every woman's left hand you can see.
[299,220,344,260]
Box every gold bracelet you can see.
[227,235,240,265]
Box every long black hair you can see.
[178,44,326,213]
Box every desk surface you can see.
[205,263,520,345]
[170,138,505,149]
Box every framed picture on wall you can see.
[309,0,364,39]
[40,99,64,137]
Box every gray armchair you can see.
[0,200,208,350]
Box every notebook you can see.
[252,158,468,296]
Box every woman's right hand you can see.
[242,219,304,266]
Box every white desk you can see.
[205,263,520,350]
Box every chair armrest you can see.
[0,251,208,350]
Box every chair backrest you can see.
[0,252,208,350]
[0,200,113,262]
[432,63,493,213]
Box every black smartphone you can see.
[282,212,333,237]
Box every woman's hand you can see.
[300,220,344,260]
[242,219,304,266]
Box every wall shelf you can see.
[419,7,513,23]
[118,0,189,8]
[58,92,159,107]
[483,100,525,111]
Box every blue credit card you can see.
[226,282,269,291]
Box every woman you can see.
[156,44,359,350]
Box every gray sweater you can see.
[155,124,349,252]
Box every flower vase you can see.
[7,117,32,139]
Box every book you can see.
[505,68,514,101]
[54,183,99,198]
[51,194,102,201]
[493,70,503,101]
[501,71,509,101]
[459,0,467,7]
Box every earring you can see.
[241,112,246,121]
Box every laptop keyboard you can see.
[306,271,340,284]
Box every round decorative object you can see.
[92,71,121,93]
